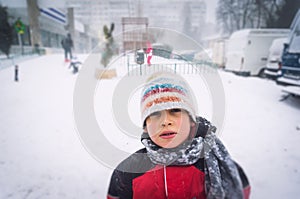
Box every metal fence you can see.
[127,57,219,76]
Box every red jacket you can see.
[107,148,250,199]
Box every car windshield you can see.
[289,22,300,53]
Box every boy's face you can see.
[144,109,195,148]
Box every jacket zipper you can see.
[164,165,169,198]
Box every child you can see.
[146,41,153,66]
[107,72,250,199]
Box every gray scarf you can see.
[141,118,244,199]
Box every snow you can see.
[0,54,300,199]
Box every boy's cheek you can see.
[144,122,154,134]
[146,118,159,128]
[145,117,153,125]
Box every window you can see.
[289,20,300,53]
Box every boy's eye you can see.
[170,108,182,113]
[149,111,161,117]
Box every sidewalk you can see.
[0,54,40,70]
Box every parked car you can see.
[172,50,198,62]
[264,37,287,79]
[225,28,290,76]
[277,9,300,88]
[152,43,173,59]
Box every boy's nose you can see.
[161,111,173,126]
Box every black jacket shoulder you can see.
[116,148,154,174]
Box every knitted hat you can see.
[141,72,197,126]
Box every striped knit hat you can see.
[141,72,197,126]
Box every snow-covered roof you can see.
[230,28,290,39]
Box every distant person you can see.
[146,41,153,66]
[107,71,251,199]
[61,33,73,62]
[68,56,81,74]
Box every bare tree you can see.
[0,5,13,57]
[276,0,300,28]
[254,0,284,28]
[217,0,256,34]
[216,0,290,34]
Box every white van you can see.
[264,37,287,78]
[225,29,290,76]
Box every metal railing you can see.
[127,56,219,76]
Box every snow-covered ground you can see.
[0,54,300,199]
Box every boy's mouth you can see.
[160,131,177,139]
